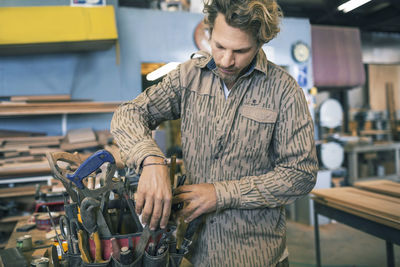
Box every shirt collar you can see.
[203,48,269,76]
[253,48,269,75]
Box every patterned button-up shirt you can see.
[111,49,318,267]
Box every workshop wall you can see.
[0,2,312,136]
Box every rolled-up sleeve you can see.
[110,66,182,173]
[214,86,318,210]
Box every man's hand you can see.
[173,183,217,223]
[135,156,172,230]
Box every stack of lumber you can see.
[354,179,400,198]
[0,94,120,115]
[312,183,400,229]
[0,128,116,178]
[0,94,122,178]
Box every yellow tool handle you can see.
[176,217,188,250]
[77,207,82,223]
[91,231,106,263]
[78,230,92,263]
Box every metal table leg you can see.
[313,201,321,267]
[386,241,394,267]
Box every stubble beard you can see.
[217,68,238,88]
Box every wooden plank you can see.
[313,197,400,230]
[0,215,30,224]
[0,160,50,177]
[354,180,400,198]
[312,187,400,222]
[0,155,43,165]
[66,128,96,144]
[0,129,46,138]
[0,185,51,198]
[0,145,30,153]
[29,148,63,155]
[386,82,400,141]
[0,101,120,116]
[5,215,56,250]
[368,64,400,111]
[10,94,71,102]
[27,140,61,148]
[0,135,63,144]
[60,140,99,151]
[319,196,400,225]
[2,151,21,158]
[96,130,113,146]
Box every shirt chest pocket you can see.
[234,105,277,156]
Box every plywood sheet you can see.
[314,198,400,230]
[368,64,400,111]
[60,140,99,151]
[0,101,120,115]
[67,128,96,144]
[10,94,71,102]
[0,136,63,144]
[354,179,400,198]
[312,187,400,224]
[0,160,50,177]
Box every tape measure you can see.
[31,257,49,267]
[16,234,32,251]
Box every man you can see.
[111,0,318,266]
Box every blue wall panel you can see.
[0,4,312,135]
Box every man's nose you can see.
[221,51,234,68]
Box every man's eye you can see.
[235,49,248,54]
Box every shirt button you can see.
[214,155,219,159]
[210,218,215,224]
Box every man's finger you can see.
[173,185,193,195]
[135,191,145,215]
[172,192,192,204]
[141,197,154,226]
[160,197,172,229]
[179,202,197,219]
[149,197,163,230]
[184,207,203,223]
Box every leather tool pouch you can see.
[73,228,187,267]
[49,150,190,267]
[65,253,83,266]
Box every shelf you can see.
[345,142,400,184]
[0,101,121,116]
[0,6,118,55]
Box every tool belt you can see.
[46,150,193,267]
[64,227,187,267]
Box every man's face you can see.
[210,13,260,88]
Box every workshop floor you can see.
[286,220,400,267]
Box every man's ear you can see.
[257,41,264,50]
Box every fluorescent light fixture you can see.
[146,62,181,81]
[337,0,371,13]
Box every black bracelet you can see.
[142,159,168,167]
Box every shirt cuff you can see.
[123,139,166,174]
[213,180,241,212]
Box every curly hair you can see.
[203,0,283,44]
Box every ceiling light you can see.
[146,62,181,81]
[337,0,371,13]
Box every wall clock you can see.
[292,41,310,63]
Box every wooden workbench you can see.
[312,180,400,267]
[4,215,59,266]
